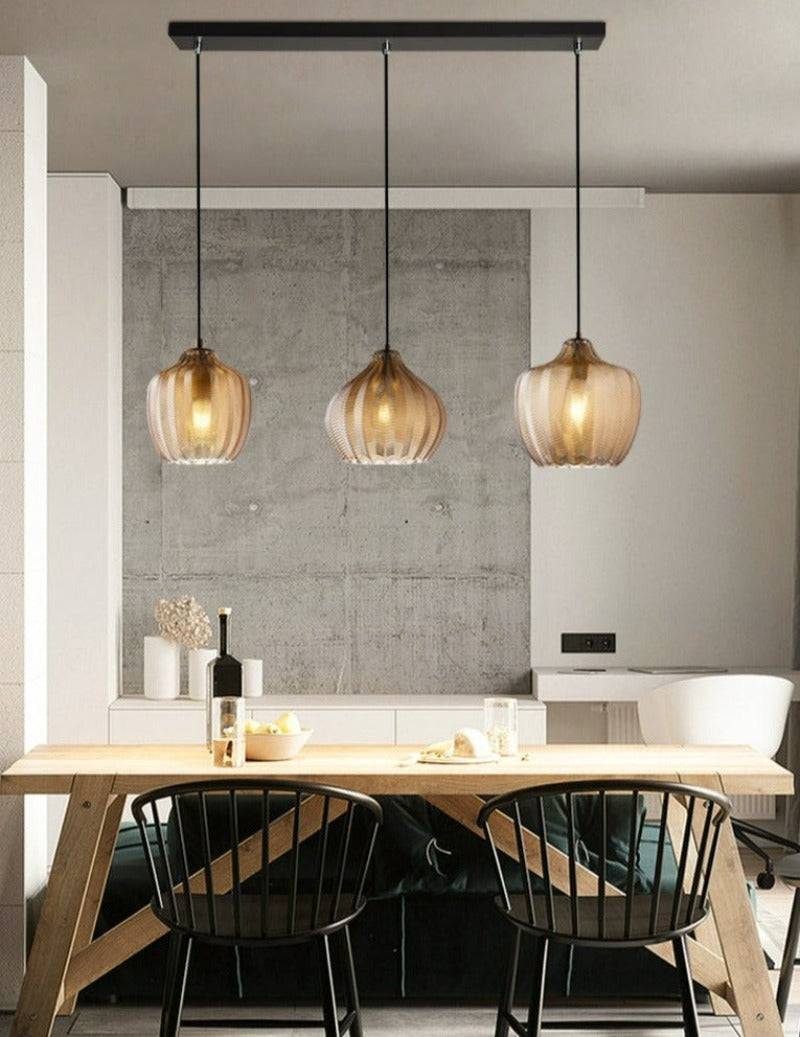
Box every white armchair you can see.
[637,673,793,758]
[638,672,797,1020]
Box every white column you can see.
[47,173,122,857]
[0,56,48,1008]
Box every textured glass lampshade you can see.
[325,349,446,464]
[515,336,640,467]
[147,345,252,464]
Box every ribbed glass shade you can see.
[325,349,446,464]
[147,345,252,464]
[514,336,640,467]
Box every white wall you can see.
[47,173,122,857]
[530,195,800,671]
[0,55,48,1008]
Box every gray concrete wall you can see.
[123,209,530,696]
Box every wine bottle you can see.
[206,607,242,748]
[213,608,242,697]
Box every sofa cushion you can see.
[370,794,651,897]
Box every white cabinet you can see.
[395,706,544,745]
[251,708,394,745]
[109,694,547,746]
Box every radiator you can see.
[605,702,775,820]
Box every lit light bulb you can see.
[376,397,393,427]
[191,395,212,435]
[566,380,588,431]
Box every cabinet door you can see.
[110,709,206,745]
[395,709,484,745]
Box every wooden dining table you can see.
[0,741,794,1037]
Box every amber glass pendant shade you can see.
[147,345,252,464]
[515,40,640,468]
[148,40,251,465]
[326,43,445,465]
[515,336,640,467]
[325,349,446,464]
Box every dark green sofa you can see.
[83,796,704,1005]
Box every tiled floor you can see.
[0,849,797,1036]
[0,1002,761,1037]
[0,1002,783,1037]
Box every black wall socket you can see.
[561,632,616,653]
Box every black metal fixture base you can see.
[168,21,604,52]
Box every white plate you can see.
[417,752,500,765]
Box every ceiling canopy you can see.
[3,0,799,192]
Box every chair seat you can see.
[154,891,368,944]
[502,893,707,946]
[776,853,800,884]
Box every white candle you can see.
[188,647,218,700]
[242,658,263,698]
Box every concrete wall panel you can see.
[123,208,530,697]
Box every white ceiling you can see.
[3,0,799,192]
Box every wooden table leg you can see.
[57,794,125,1016]
[680,773,783,1037]
[11,774,114,1037]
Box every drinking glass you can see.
[484,697,518,756]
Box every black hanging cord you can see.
[574,37,582,340]
[383,39,390,352]
[195,37,204,349]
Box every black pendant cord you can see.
[383,39,390,353]
[574,36,582,340]
[195,36,204,350]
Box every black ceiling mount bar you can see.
[168,21,605,52]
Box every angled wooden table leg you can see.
[702,817,779,1034]
[57,793,126,1016]
[11,774,115,1037]
[680,772,782,1037]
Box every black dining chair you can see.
[773,850,800,1022]
[478,779,731,1037]
[132,779,383,1037]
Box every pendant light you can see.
[514,39,640,467]
[147,37,252,465]
[325,41,446,464]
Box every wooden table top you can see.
[0,742,793,797]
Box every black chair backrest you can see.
[132,779,383,945]
[477,779,731,948]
